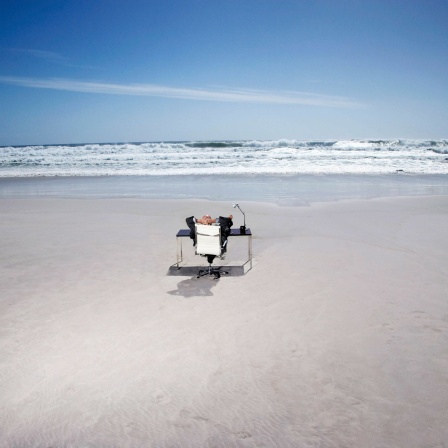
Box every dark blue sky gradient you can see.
[1,0,447,145]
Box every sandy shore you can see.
[1,195,447,447]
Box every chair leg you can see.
[197,263,228,280]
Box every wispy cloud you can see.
[8,48,71,64]
[7,49,96,69]
[0,76,365,108]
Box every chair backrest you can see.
[195,224,222,256]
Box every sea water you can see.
[1,139,448,204]
[1,139,448,177]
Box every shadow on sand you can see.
[166,265,245,298]
[167,277,219,298]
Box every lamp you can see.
[232,203,246,234]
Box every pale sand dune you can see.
[1,196,448,447]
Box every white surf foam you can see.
[1,139,447,177]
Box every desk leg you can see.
[176,237,183,268]
[248,234,252,270]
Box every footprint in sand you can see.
[151,388,170,405]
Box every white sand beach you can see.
[1,195,448,447]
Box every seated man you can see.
[185,214,233,248]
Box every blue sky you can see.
[1,0,447,145]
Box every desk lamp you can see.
[232,203,246,234]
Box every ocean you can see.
[1,139,448,177]
[1,139,448,204]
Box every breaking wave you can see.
[1,139,447,177]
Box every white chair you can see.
[195,224,228,279]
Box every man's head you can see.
[198,215,213,225]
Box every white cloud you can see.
[8,49,70,64]
[0,76,365,108]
